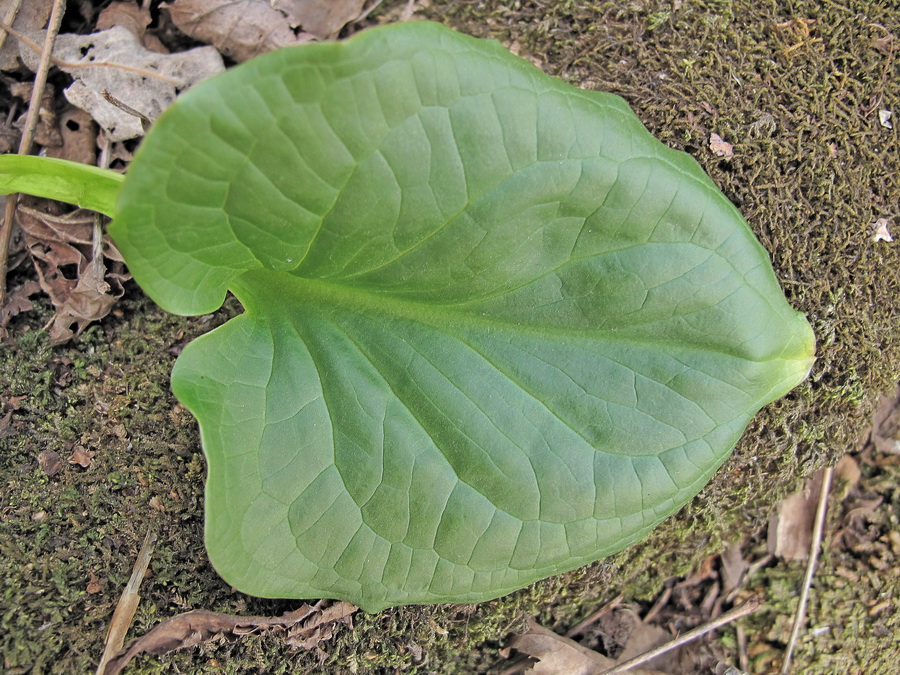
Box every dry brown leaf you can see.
[833,454,861,498]
[163,0,313,63]
[37,448,63,475]
[4,394,25,410]
[272,0,367,38]
[97,1,168,54]
[103,601,357,675]
[19,26,223,140]
[767,469,825,560]
[709,132,734,157]
[45,106,97,165]
[285,600,356,652]
[9,81,62,149]
[719,544,750,597]
[865,386,900,454]
[47,255,116,343]
[68,445,96,467]
[832,491,886,551]
[17,206,130,344]
[17,203,94,247]
[0,0,53,71]
[615,609,672,671]
[508,619,666,675]
[87,571,104,594]
[0,277,39,336]
[509,620,617,675]
[0,115,20,152]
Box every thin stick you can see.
[781,466,834,674]
[0,0,65,305]
[565,594,624,637]
[95,529,157,675]
[598,596,761,675]
[102,89,152,130]
[736,623,748,672]
[0,19,185,86]
[643,585,672,623]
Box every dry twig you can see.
[736,622,748,672]
[565,593,625,637]
[101,89,152,130]
[781,465,834,674]
[0,19,185,85]
[0,0,65,305]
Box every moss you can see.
[2,0,899,672]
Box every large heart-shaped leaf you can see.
[107,22,814,611]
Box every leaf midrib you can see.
[231,270,811,372]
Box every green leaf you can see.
[0,155,124,217]
[108,21,814,611]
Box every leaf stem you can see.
[0,155,125,217]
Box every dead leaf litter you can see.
[872,217,893,243]
[19,25,224,140]
[16,205,129,344]
[709,132,734,157]
[0,0,53,70]
[37,447,62,475]
[102,600,357,675]
[67,444,96,467]
[272,0,369,38]
[97,1,169,54]
[162,0,313,63]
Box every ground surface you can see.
[1,0,898,673]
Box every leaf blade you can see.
[116,21,814,610]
